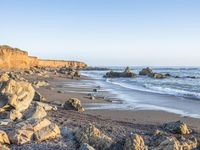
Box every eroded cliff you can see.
[0,45,87,69]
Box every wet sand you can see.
[28,72,200,132]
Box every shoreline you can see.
[37,73,200,130]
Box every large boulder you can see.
[75,124,113,150]
[8,118,58,144]
[24,105,47,119]
[34,123,60,142]
[104,67,136,78]
[0,79,35,112]
[123,134,147,150]
[162,121,190,135]
[152,136,198,150]
[139,67,167,79]
[63,98,85,112]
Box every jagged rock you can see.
[24,105,47,119]
[152,136,198,150]
[0,130,10,145]
[61,127,74,140]
[0,79,35,112]
[34,101,56,111]
[0,73,9,82]
[75,124,112,150]
[139,67,153,76]
[8,118,53,144]
[33,81,49,88]
[162,121,190,135]
[24,70,34,75]
[34,123,60,142]
[0,119,13,126]
[8,109,22,121]
[104,67,136,78]
[124,133,147,150]
[33,91,46,101]
[139,67,167,79]
[63,98,85,112]
[80,143,95,150]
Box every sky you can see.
[0,0,200,66]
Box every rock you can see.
[57,90,64,94]
[8,118,52,144]
[124,66,131,73]
[75,124,112,150]
[0,144,10,150]
[24,70,34,75]
[139,67,153,76]
[0,79,35,112]
[61,127,74,140]
[162,121,190,135]
[8,109,22,121]
[33,81,49,88]
[90,96,95,100]
[93,89,98,92]
[0,130,10,145]
[0,73,9,82]
[34,123,60,142]
[24,105,47,119]
[33,91,46,101]
[63,98,85,112]
[0,119,13,126]
[80,143,95,150]
[34,101,56,111]
[123,133,147,150]
[151,73,166,79]
[152,136,198,150]
[74,70,81,77]
[104,67,136,78]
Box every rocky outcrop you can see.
[63,98,85,112]
[139,67,167,79]
[0,45,87,70]
[124,134,147,150]
[75,124,113,150]
[104,67,136,78]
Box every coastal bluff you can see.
[0,45,87,69]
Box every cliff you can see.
[0,45,87,69]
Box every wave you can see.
[106,79,200,100]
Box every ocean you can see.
[81,67,200,118]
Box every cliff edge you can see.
[0,45,87,69]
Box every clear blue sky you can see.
[0,0,200,66]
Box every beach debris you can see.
[104,66,136,78]
[33,80,49,88]
[79,143,95,150]
[75,124,113,150]
[162,121,190,135]
[33,91,46,101]
[0,79,35,112]
[63,98,85,112]
[123,133,147,150]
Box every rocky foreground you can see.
[0,67,199,150]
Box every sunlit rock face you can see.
[0,45,87,70]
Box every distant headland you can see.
[0,45,87,70]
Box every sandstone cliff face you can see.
[0,45,87,69]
